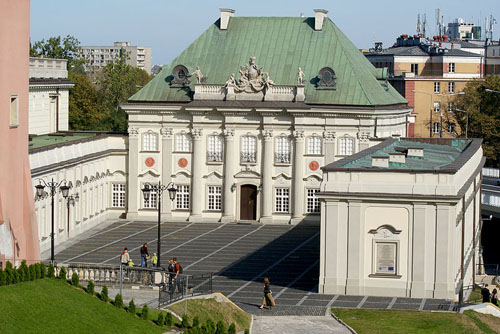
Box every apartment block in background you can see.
[365,35,484,137]
[76,42,152,74]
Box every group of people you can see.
[120,243,157,267]
[481,284,499,306]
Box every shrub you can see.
[192,315,200,328]
[114,293,123,308]
[165,311,173,326]
[228,323,236,334]
[100,285,108,301]
[128,299,136,314]
[244,329,249,334]
[5,262,18,285]
[34,263,41,279]
[29,264,36,281]
[205,319,215,334]
[141,305,149,320]
[215,320,226,334]
[86,280,95,295]
[18,260,29,282]
[181,314,190,328]
[40,263,46,278]
[58,266,67,280]
[187,328,200,334]
[157,312,164,326]
[47,263,55,278]
[71,272,79,286]
[0,268,5,286]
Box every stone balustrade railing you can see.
[194,83,305,102]
[482,192,500,208]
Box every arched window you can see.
[175,133,191,152]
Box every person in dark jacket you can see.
[140,243,149,267]
[481,284,491,303]
[491,288,498,306]
[259,277,275,310]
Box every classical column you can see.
[161,127,173,219]
[434,203,455,299]
[127,127,139,218]
[345,201,364,296]
[189,128,204,222]
[221,128,235,223]
[291,130,305,224]
[260,129,273,223]
[323,130,336,165]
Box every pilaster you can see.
[222,128,235,222]
[434,203,456,299]
[323,130,336,165]
[260,129,273,223]
[161,127,173,219]
[126,127,139,218]
[345,201,365,295]
[291,130,305,224]
[189,128,204,222]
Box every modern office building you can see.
[76,42,152,74]
[121,9,412,224]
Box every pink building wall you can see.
[0,0,40,266]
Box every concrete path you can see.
[251,315,351,334]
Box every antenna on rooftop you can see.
[417,14,421,34]
[423,13,427,36]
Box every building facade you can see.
[366,35,484,138]
[319,138,484,299]
[0,0,40,266]
[29,57,74,135]
[122,9,412,224]
[76,42,152,74]
[485,42,500,76]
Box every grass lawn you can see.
[166,297,251,332]
[332,308,499,334]
[0,279,164,334]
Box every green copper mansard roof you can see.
[130,16,408,106]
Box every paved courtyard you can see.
[53,219,457,315]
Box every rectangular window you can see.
[433,102,440,113]
[175,133,191,152]
[241,136,257,163]
[375,242,397,275]
[339,138,355,156]
[142,132,158,151]
[448,63,455,73]
[434,82,440,93]
[111,184,126,208]
[10,95,19,128]
[176,185,190,209]
[207,186,222,211]
[275,136,291,163]
[448,122,456,134]
[448,82,455,93]
[275,188,289,213]
[448,102,454,112]
[307,136,322,155]
[143,189,157,209]
[433,122,440,134]
[410,63,418,75]
[207,135,223,162]
[306,189,320,213]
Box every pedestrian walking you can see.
[140,243,149,267]
[491,288,498,306]
[173,257,183,293]
[151,252,158,267]
[481,284,491,303]
[120,248,130,267]
[259,277,275,310]
[167,258,175,293]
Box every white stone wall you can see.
[319,142,483,299]
[124,104,411,223]
[30,135,127,254]
[29,88,70,135]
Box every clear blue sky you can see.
[30,0,499,65]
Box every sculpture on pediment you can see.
[192,66,203,84]
[231,56,274,93]
[225,73,236,88]
[297,67,305,85]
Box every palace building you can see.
[122,9,412,223]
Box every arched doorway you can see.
[240,184,257,220]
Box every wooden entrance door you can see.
[240,185,257,220]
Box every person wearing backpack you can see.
[120,248,130,267]
[173,258,183,293]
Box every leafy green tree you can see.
[30,35,86,73]
[68,72,104,130]
[452,76,500,166]
[128,299,136,314]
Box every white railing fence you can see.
[482,192,500,208]
[482,168,499,178]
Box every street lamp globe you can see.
[75,193,80,202]
[142,184,151,201]
[35,183,45,198]
[60,184,70,198]
[167,185,177,201]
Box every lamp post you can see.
[141,181,177,267]
[66,192,79,238]
[437,92,465,138]
[35,178,70,264]
[411,90,433,138]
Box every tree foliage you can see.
[452,76,500,166]
[30,35,86,73]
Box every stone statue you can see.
[224,73,236,87]
[297,67,305,85]
[234,56,274,93]
[192,66,203,84]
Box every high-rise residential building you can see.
[0,0,40,266]
[76,42,152,74]
[365,35,484,137]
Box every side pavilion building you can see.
[122,9,412,224]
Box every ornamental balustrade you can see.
[207,151,223,162]
[274,152,290,164]
[241,152,256,163]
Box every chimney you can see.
[313,9,328,31]
[220,8,235,30]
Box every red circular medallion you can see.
[178,158,188,168]
[309,161,319,171]
[145,157,155,167]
